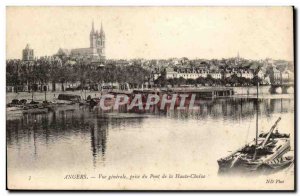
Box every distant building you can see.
[55,48,71,59]
[282,69,294,83]
[151,68,162,81]
[22,44,34,61]
[56,21,106,62]
[166,68,178,79]
[257,69,265,79]
[262,76,271,85]
[210,72,222,79]
[240,70,254,79]
[272,67,281,83]
[224,71,232,78]
[165,67,211,80]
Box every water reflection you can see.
[164,98,294,121]
[90,119,108,166]
[6,97,294,169]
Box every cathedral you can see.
[57,21,105,62]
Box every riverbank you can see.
[6,86,294,103]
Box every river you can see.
[6,94,295,190]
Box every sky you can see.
[6,7,293,60]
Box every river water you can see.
[6,95,295,190]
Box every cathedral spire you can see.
[91,20,95,34]
[100,21,104,36]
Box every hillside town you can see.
[6,22,294,93]
[6,50,294,93]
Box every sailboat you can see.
[218,82,293,174]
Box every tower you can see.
[22,44,34,61]
[89,20,105,61]
[96,22,105,59]
[90,21,96,48]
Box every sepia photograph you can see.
[6,6,295,191]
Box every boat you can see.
[22,104,49,114]
[7,99,31,114]
[7,99,27,108]
[256,151,294,174]
[6,106,23,112]
[218,81,293,174]
[23,107,48,114]
[218,117,291,173]
[54,94,81,104]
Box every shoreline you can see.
[6,88,294,103]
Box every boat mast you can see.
[253,80,259,160]
[256,81,259,145]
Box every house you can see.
[272,67,281,83]
[199,69,209,78]
[257,69,265,79]
[224,68,236,78]
[210,72,222,79]
[241,70,254,79]
[151,69,161,81]
[224,71,232,78]
[166,68,178,79]
[165,67,210,79]
[281,69,294,83]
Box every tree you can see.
[251,76,262,86]
[186,78,196,85]
[196,77,206,85]
[154,75,167,87]
[178,77,186,86]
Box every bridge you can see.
[270,82,294,94]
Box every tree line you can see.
[6,58,151,92]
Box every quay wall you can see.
[6,86,294,103]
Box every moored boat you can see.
[217,80,293,174]
[255,150,294,174]
[22,107,49,114]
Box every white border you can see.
[1,1,298,195]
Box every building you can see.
[56,21,106,62]
[210,72,222,79]
[240,70,254,79]
[224,71,232,78]
[151,68,162,81]
[89,21,106,60]
[55,48,71,59]
[165,67,210,80]
[282,69,294,83]
[272,67,281,83]
[257,69,265,79]
[166,68,178,79]
[22,44,34,61]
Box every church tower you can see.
[89,20,106,61]
[22,44,34,61]
[96,22,105,59]
[70,20,105,62]
[90,21,96,48]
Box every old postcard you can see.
[6,6,295,190]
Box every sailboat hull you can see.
[218,137,291,174]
